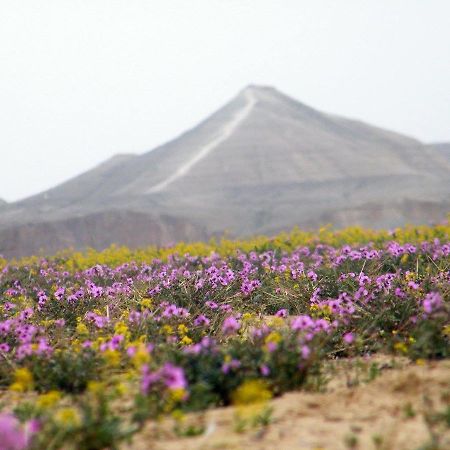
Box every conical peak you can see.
[233,85,321,124]
[239,84,279,99]
[237,84,313,111]
[244,84,277,92]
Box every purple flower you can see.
[37,291,48,308]
[222,359,241,374]
[205,301,218,309]
[222,316,240,335]
[0,321,11,336]
[162,304,178,318]
[0,414,32,450]
[67,295,78,304]
[194,315,210,327]
[161,363,188,391]
[54,287,65,300]
[260,364,270,376]
[16,344,33,360]
[291,315,313,331]
[275,309,288,318]
[0,343,10,352]
[343,332,354,344]
[36,338,53,356]
[4,302,16,312]
[422,292,442,314]
[54,319,66,328]
[140,366,161,395]
[307,270,318,282]
[266,342,278,352]
[220,304,233,313]
[301,345,311,359]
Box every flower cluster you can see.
[0,224,448,448]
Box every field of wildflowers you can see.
[0,222,449,449]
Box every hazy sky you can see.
[1,1,449,202]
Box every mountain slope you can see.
[1,85,449,257]
[429,142,450,162]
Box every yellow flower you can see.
[394,342,408,354]
[177,324,189,335]
[171,409,185,422]
[115,382,128,396]
[161,325,174,335]
[114,321,129,336]
[140,298,153,309]
[92,337,105,351]
[310,304,331,318]
[76,322,89,335]
[268,317,284,328]
[180,336,193,346]
[71,338,81,353]
[169,388,187,402]
[131,345,151,368]
[232,380,273,425]
[103,349,121,367]
[264,331,282,345]
[443,325,450,336]
[232,379,272,406]
[37,390,61,409]
[54,407,81,428]
[10,367,34,392]
[163,388,188,413]
[241,313,253,322]
[87,381,105,394]
[405,271,415,281]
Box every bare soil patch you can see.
[132,358,449,450]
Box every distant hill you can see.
[1,85,449,257]
[429,142,450,162]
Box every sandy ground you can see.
[133,358,450,450]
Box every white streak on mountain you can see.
[147,88,257,193]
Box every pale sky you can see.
[1,0,449,202]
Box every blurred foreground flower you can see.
[0,413,37,450]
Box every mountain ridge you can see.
[1,85,449,257]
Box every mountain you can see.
[1,85,450,257]
[429,142,450,162]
